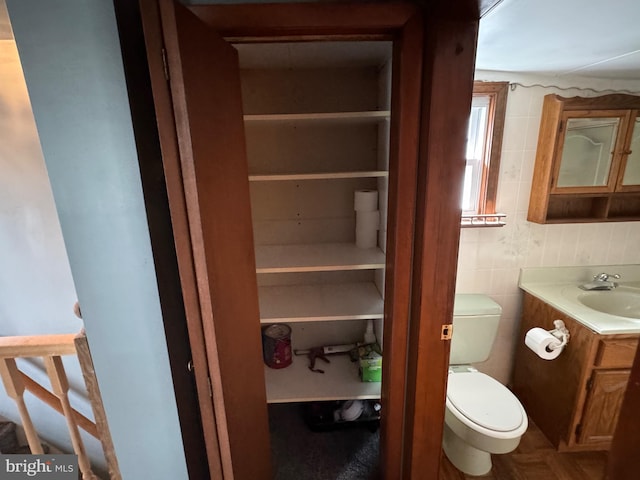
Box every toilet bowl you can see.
[443,295,528,476]
[443,368,527,475]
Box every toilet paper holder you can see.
[546,320,570,350]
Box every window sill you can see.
[460,213,507,228]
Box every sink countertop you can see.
[519,265,640,334]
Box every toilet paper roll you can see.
[356,210,380,230]
[354,190,378,212]
[525,327,563,360]
[356,225,378,249]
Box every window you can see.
[461,81,508,227]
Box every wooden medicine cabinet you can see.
[528,94,640,223]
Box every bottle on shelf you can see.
[363,319,376,345]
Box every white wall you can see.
[0,23,106,463]
[0,40,78,338]
[5,1,189,478]
[458,71,640,384]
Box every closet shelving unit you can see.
[238,42,392,404]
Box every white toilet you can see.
[443,294,528,476]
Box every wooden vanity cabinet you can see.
[528,94,640,224]
[513,293,639,451]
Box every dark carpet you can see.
[269,403,380,480]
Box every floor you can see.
[271,403,608,480]
[269,403,380,480]
[439,419,608,480]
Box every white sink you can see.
[520,266,640,334]
[577,288,640,319]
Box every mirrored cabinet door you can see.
[620,115,640,188]
[556,116,621,188]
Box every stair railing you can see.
[0,332,120,480]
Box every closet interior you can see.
[236,40,393,474]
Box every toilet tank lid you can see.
[454,294,502,317]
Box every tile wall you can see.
[456,72,640,384]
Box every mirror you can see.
[556,117,619,188]
[622,117,640,185]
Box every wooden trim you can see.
[112,2,211,478]
[74,333,122,479]
[138,0,223,477]
[551,93,640,111]
[0,334,76,358]
[196,5,429,478]
[403,10,479,479]
[189,3,418,38]
[161,2,274,478]
[473,81,508,215]
[528,95,564,222]
[612,110,640,192]
[379,11,423,479]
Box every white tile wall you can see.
[457,73,640,384]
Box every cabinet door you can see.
[160,2,271,478]
[617,113,640,190]
[552,111,628,192]
[577,370,630,446]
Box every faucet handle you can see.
[593,272,621,281]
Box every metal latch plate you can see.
[441,324,453,340]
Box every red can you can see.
[262,324,292,369]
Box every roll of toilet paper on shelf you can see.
[354,190,378,212]
[356,210,380,248]
[525,327,563,360]
[356,210,380,230]
[356,226,378,248]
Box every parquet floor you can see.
[439,418,608,480]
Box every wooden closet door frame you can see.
[139,1,479,479]
[189,5,425,479]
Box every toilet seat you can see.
[447,371,525,433]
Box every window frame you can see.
[461,81,508,226]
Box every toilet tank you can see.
[450,294,502,365]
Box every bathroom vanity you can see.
[513,266,640,452]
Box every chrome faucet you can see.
[579,272,621,291]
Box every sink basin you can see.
[577,288,640,319]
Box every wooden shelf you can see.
[244,110,390,123]
[541,192,640,223]
[264,354,381,403]
[544,194,609,222]
[255,243,385,273]
[249,170,388,182]
[258,282,383,323]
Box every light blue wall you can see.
[0,5,100,460]
[6,1,188,478]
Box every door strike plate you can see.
[441,324,453,340]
